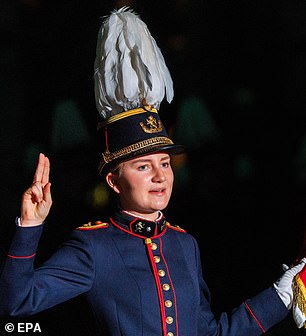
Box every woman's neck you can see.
[122,209,162,222]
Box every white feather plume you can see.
[94,7,174,120]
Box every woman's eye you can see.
[137,165,147,171]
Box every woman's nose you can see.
[152,167,166,182]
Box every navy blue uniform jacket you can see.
[0,213,288,335]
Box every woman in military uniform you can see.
[0,7,305,336]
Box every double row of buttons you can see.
[151,241,176,336]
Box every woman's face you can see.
[106,153,174,220]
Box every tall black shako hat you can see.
[94,7,184,175]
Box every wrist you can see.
[18,217,44,227]
[273,282,292,309]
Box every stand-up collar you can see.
[111,209,167,238]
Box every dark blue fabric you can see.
[0,219,288,335]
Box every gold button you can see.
[158,269,165,277]
[162,283,170,291]
[166,316,173,324]
[151,243,158,250]
[154,256,160,263]
[165,300,172,308]
[167,333,174,336]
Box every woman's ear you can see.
[105,172,121,194]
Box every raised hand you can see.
[20,153,52,227]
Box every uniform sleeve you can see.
[0,223,95,317]
[192,237,289,336]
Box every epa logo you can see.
[4,322,41,333]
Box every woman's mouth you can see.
[150,188,166,196]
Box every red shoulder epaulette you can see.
[166,222,186,233]
[76,220,109,231]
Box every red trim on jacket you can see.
[7,253,36,259]
[129,218,138,232]
[160,237,179,336]
[145,240,167,335]
[244,301,265,333]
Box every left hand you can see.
[273,258,306,309]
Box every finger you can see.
[22,186,35,200]
[33,153,46,183]
[31,182,44,203]
[291,259,306,275]
[41,156,50,186]
[43,182,52,205]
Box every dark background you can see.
[1,0,306,335]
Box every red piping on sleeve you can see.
[244,301,266,333]
[7,253,36,259]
